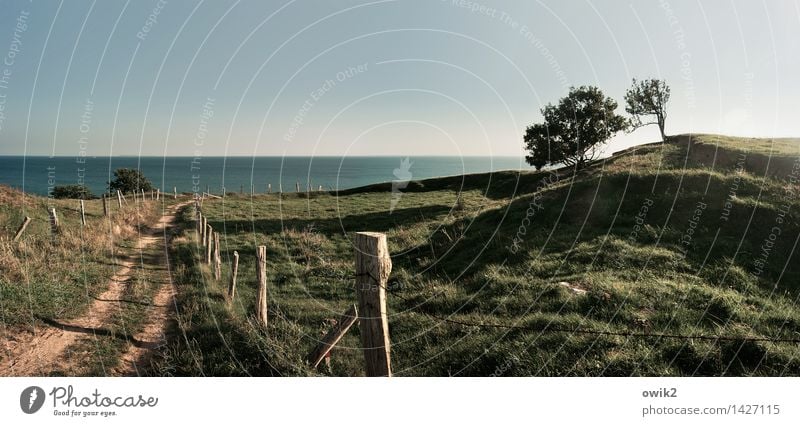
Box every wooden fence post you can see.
[102,195,108,217]
[174,187,177,199]
[267,183,271,194]
[296,182,300,192]
[79,200,86,226]
[202,216,208,246]
[196,212,203,242]
[117,190,123,208]
[13,216,32,242]
[156,188,160,200]
[228,251,239,300]
[206,225,213,264]
[214,232,221,280]
[307,304,359,369]
[354,232,392,377]
[255,245,268,327]
[48,208,60,235]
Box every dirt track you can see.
[0,201,188,376]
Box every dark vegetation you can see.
[52,184,95,199]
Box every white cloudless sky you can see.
[0,0,798,157]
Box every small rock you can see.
[557,281,587,295]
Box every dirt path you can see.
[0,201,189,376]
[113,207,185,376]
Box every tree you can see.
[52,184,95,199]
[624,78,670,141]
[108,168,154,194]
[524,86,628,170]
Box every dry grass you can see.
[0,185,163,328]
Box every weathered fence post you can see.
[13,216,32,242]
[174,187,177,199]
[228,251,239,300]
[205,225,213,264]
[196,212,203,242]
[255,245,268,327]
[307,304,359,369]
[355,232,392,377]
[202,216,208,246]
[214,232,221,280]
[267,183,271,194]
[102,195,108,217]
[48,208,60,235]
[156,188,160,200]
[296,182,300,192]
[117,190,123,208]
[79,200,86,226]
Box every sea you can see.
[0,156,533,197]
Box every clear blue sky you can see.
[0,0,798,157]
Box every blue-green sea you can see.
[0,156,532,197]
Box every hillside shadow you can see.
[36,316,152,348]
[335,169,570,200]
[206,204,454,237]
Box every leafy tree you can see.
[524,86,628,170]
[52,184,95,199]
[624,78,670,141]
[108,168,154,194]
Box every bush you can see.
[52,184,95,199]
[109,168,155,194]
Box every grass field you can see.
[150,134,800,376]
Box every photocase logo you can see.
[20,386,45,414]
[390,157,413,213]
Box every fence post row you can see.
[354,232,393,377]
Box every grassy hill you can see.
[153,134,800,376]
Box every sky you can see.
[0,0,798,157]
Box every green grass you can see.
[692,133,800,157]
[152,134,800,376]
